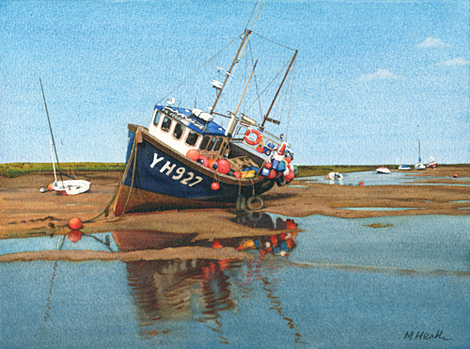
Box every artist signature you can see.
[404,330,450,341]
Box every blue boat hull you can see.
[114,125,276,214]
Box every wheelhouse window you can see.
[199,136,211,150]
[207,137,216,151]
[153,111,161,127]
[173,123,184,140]
[161,116,172,132]
[214,138,224,151]
[185,131,199,146]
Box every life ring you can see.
[246,195,264,211]
[244,129,262,146]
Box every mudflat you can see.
[1,167,469,241]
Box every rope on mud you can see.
[83,135,138,224]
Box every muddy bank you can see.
[1,167,469,242]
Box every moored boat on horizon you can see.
[376,167,391,174]
[113,5,298,215]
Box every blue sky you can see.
[1,0,469,166]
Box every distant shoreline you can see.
[1,162,469,179]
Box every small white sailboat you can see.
[398,165,411,171]
[41,78,90,196]
[376,167,391,174]
[414,124,426,170]
[327,172,343,180]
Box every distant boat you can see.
[414,124,426,170]
[427,156,437,168]
[376,167,391,174]
[40,78,91,196]
[398,165,411,171]
[113,4,297,215]
[327,172,343,180]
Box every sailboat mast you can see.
[40,78,64,184]
[262,50,298,127]
[417,124,421,162]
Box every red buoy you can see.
[359,181,364,186]
[268,170,277,178]
[233,171,242,178]
[68,217,83,230]
[197,155,209,167]
[186,149,200,161]
[68,230,82,243]
[264,162,272,169]
[216,159,231,174]
[211,182,220,190]
[212,240,222,248]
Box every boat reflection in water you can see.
[119,212,298,341]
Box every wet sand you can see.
[0,167,468,260]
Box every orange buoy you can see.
[211,182,220,190]
[454,174,459,178]
[256,145,264,153]
[47,183,54,191]
[359,181,364,186]
[68,217,83,230]
[216,159,231,174]
[285,219,297,230]
[208,158,218,170]
[68,230,82,243]
[212,240,222,248]
[186,149,200,161]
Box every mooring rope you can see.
[83,135,138,224]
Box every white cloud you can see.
[416,37,450,49]
[360,69,400,81]
[434,57,470,66]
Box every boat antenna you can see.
[40,78,64,184]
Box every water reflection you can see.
[125,255,302,344]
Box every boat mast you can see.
[417,124,421,162]
[209,30,252,115]
[210,1,264,115]
[40,78,64,184]
[262,50,298,127]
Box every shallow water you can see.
[1,214,469,348]
[300,170,467,186]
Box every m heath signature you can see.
[404,330,450,341]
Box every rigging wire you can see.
[157,32,244,105]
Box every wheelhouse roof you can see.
[155,105,230,137]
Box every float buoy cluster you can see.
[185,139,296,186]
[259,142,296,185]
[236,232,297,257]
[67,217,83,242]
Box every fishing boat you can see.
[376,167,391,174]
[427,156,437,168]
[398,165,411,171]
[113,5,297,215]
[40,79,91,196]
[414,124,426,170]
